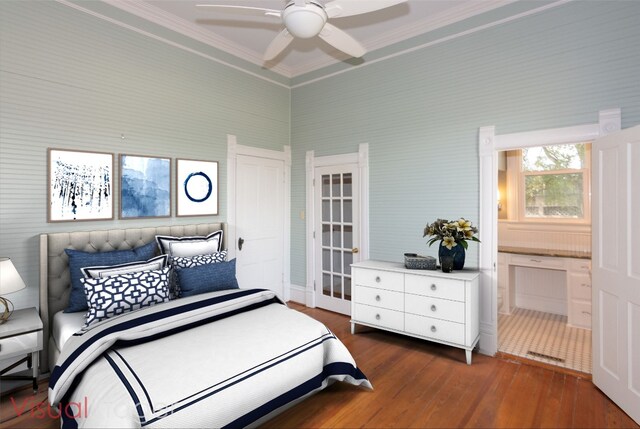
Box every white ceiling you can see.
[104,0,513,78]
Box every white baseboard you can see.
[288,284,307,305]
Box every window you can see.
[519,143,590,221]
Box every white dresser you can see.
[351,260,480,364]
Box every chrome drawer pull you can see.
[530,259,542,263]
[430,325,437,333]
[430,305,437,312]
[375,276,381,283]
[375,314,381,320]
[430,284,437,291]
[582,311,591,315]
[581,283,591,288]
[375,295,381,302]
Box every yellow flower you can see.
[464,229,475,239]
[442,236,457,250]
[457,218,472,232]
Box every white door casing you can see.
[592,125,640,425]
[305,144,369,310]
[227,135,291,301]
[477,109,621,356]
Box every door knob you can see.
[238,237,244,251]
[352,248,359,254]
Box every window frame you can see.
[517,143,591,224]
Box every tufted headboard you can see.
[39,223,226,372]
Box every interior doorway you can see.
[496,143,593,373]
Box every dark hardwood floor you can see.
[1,303,637,428]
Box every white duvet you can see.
[49,289,371,428]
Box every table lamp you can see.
[0,257,26,324]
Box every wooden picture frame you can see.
[119,154,171,219]
[48,148,114,222]
[176,159,219,217]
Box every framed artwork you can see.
[48,148,114,222]
[176,159,219,217]
[120,154,171,219]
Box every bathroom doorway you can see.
[496,143,593,374]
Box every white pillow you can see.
[155,230,223,258]
[81,255,168,279]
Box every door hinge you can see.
[313,178,315,186]
[313,231,315,239]
[313,280,316,291]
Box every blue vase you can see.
[438,242,466,270]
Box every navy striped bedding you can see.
[49,289,371,428]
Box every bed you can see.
[40,223,371,428]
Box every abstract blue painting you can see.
[49,149,114,222]
[120,155,171,218]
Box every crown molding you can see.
[102,0,294,78]
[291,0,515,77]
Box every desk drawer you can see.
[353,304,404,331]
[0,332,39,360]
[405,295,465,323]
[569,300,592,329]
[569,259,591,273]
[353,268,403,292]
[510,254,565,269]
[569,273,592,301]
[405,275,465,302]
[405,313,465,345]
[354,285,403,311]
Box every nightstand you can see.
[0,307,43,392]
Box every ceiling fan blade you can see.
[318,23,366,58]
[324,0,407,18]
[196,5,281,18]
[264,29,294,61]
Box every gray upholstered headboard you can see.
[39,223,226,372]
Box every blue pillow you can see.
[177,259,239,297]
[65,241,157,313]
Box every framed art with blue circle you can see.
[176,159,219,216]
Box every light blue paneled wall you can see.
[0,1,290,309]
[289,1,640,286]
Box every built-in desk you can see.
[498,247,592,329]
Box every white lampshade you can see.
[0,257,27,295]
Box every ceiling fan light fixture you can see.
[283,1,327,39]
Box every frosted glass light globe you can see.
[283,2,327,39]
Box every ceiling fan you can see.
[196,0,408,61]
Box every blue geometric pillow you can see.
[81,267,170,327]
[177,259,239,298]
[65,241,158,313]
[169,250,227,297]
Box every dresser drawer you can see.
[569,273,592,301]
[511,254,565,269]
[569,300,592,329]
[404,295,465,323]
[405,274,465,302]
[353,304,404,331]
[405,313,465,345]
[353,268,403,292]
[354,285,404,311]
[0,332,39,359]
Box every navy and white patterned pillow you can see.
[170,250,227,269]
[168,250,227,297]
[81,267,171,327]
[81,255,168,279]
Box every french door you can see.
[592,125,640,424]
[314,165,360,315]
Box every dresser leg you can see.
[351,322,356,335]
[465,349,472,365]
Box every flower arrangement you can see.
[423,218,480,250]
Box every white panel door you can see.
[314,164,360,315]
[235,155,284,299]
[592,125,640,425]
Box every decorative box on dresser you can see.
[351,260,480,364]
